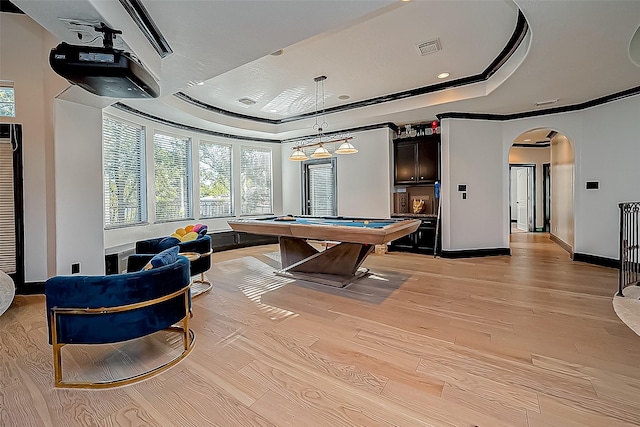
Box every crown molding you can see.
[173,11,528,125]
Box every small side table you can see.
[179,252,212,298]
[0,270,15,316]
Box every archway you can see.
[508,127,575,253]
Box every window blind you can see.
[240,147,272,215]
[199,141,232,217]
[102,116,145,228]
[0,136,16,273]
[154,132,192,221]
[308,161,336,216]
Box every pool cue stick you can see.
[434,198,441,258]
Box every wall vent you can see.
[416,38,441,56]
[535,99,558,107]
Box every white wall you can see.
[577,97,640,258]
[0,13,68,281]
[509,146,550,229]
[281,127,392,219]
[54,99,104,275]
[441,119,508,251]
[550,135,574,248]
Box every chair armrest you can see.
[179,235,212,254]
[127,254,154,272]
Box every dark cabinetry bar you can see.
[388,215,440,255]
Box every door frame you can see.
[301,157,337,216]
[509,163,536,233]
[542,163,551,232]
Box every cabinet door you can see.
[417,139,439,182]
[389,232,416,250]
[394,142,417,183]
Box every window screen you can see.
[102,116,145,228]
[199,141,232,217]
[240,147,272,215]
[154,132,192,221]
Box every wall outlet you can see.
[71,263,80,274]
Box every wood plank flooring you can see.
[2,233,640,426]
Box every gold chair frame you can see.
[50,284,195,389]
[181,250,213,298]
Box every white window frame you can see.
[0,81,16,118]
[102,114,146,229]
[240,146,273,216]
[199,140,233,218]
[153,130,193,223]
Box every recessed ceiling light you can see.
[338,95,350,100]
[196,81,204,86]
[523,138,531,142]
[271,49,284,56]
[269,109,278,113]
[437,72,450,79]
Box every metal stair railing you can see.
[618,202,640,297]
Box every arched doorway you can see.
[508,128,575,252]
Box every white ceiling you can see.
[11,0,640,142]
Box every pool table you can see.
[227,216,420,287]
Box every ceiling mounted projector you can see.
[49,23,159,99]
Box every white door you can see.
[516,167,529,231]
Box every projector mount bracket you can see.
[94,22,122,49]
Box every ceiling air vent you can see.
[416,38,441,56]
[535,99,558,107]
[238,97,257,106]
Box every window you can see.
[303,158,336,216]
[154,132,192,222]
[0,81,15,117]
[0,127,16,273]
[199,141,232,217]
[240,146,272,215]
[102,116,145,228]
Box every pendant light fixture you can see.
[289,75,357,161]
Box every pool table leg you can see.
[277,237,374,287]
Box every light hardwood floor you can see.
[2,233,640,426]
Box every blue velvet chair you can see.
[45,256,194,388]
[132,234,213,297]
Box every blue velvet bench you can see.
[45,256,194,388]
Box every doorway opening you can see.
[508,127,574,254]
[509,164,535,233]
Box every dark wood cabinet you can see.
[389,217,440,254]
[394,135,440,184]
[394,142,417,183]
